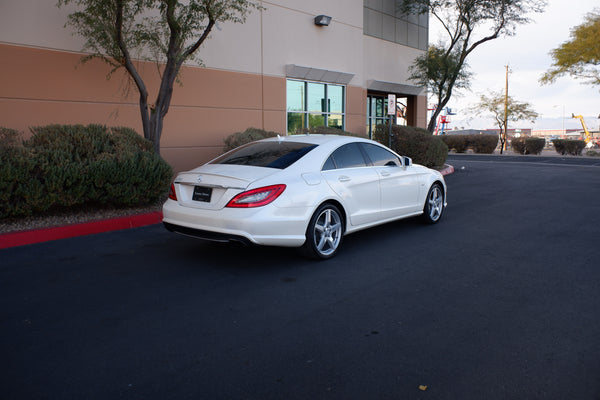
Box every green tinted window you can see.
[286,80,346,134]
[307,82,326,113]
[286,80,305,112]
[328,85,344,113]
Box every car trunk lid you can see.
[173,165,277,210]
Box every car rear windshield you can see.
[210,141,318,169]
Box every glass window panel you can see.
[376,97,384,117]
[365,8,383,37]
[308,113,325,128]
[419,26,428,50]
[307,83,326,113]
[286,80,305,112]
[361,143,401,167]
[382,14,395,42]
[330,143,367,169]
[322,156,336,171]
[407,22,419,48]
[287,112,305,134]
[396,19,408,44]
[328,114,343,129]
[382,0,395,16]
[328,85,344,113]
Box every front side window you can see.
[287,80,345,134]
[211,141,317,169]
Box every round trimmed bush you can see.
[511,137,545,155]
[0,124,172,219]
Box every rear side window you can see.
[211,141,317,169]
[322,143,368,170]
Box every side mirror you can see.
[403,156,412,167]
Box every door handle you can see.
[380,171,391,177]
[338,175,351,182]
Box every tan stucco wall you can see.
[0,44,370,172]
[0,43,279,172]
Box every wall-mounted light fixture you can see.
[314,15,332,26]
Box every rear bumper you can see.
[163,222,252,245]
[162,199,309,247]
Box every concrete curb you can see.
[0,211,163,250]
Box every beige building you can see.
[0,0,428,171]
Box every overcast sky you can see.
[428,0,600,132]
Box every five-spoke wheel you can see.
[301,204,344,259]
[422,183,444,224]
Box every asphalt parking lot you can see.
[2,155,600,399]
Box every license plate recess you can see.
[192,186,212,202]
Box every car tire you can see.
[300,203,344,260]
[422,183,444,224]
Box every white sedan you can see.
[163,134,447,259]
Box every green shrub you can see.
[0,124,172,219]
[586,150,600,157]
[441,134,498,154]
[0,127,23,149]
[471,135,499,154]
[511,137,545,155]
[373,124,448,167]
[552,139,586,156]
[441,135,468,153]
[223,127,279,152]
[0,146,45,217]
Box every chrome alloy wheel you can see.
[312,207,343,257]
[426,184,444,222]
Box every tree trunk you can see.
[428,95,451,133]
[148,112,163,155]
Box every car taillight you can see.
[226,184,286,208]
[168,183,177,201]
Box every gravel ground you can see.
[0,201,163,235]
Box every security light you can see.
[314,15,332,26]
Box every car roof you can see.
[261,134,372,146]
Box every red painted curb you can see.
[439,164,455,176]
[0,211,163,250]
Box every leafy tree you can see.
[399,0,546,133]
[468,91,539,154]
[408,44,472,127]
[540,10,600,88]
[58,0,263,155]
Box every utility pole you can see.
[503,65,509,154]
